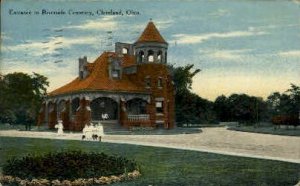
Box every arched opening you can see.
[48,102,55,114]
[71,98,80,116]
[165,51,167,63]
[90,97,118,120]
[157,51,162,63]
[148,50,154,62]
[126,98,147,115]
[57,100,66,118]
[57,100,66,113]
[138,51,144,63]
[122,47,128,54]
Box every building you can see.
[38,20,175,131]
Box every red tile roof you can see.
[136,21,167,44]
[48,52,146,96]
[122,54,136,67]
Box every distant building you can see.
[38,20,175,131]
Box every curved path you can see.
[0,127,299,164]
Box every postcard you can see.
[0,0,299,185]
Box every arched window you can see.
[139,51,144,63]
[122,47,128,54]
[148,50,154,62]
[157,51,162,63]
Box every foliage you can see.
[169,64,217,124]
[0,72,49,125]
[169,64,201,94]
[2,150,137,181]
[169,64,299,126]
[267,83,300,117]
[176,92,216,125]
[213,94,268,124]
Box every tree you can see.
[0,72,49,127]
[169,64,216,125]
[214,94,267,124]
[213,95,229,122]
[286,83,300,114]
[169,64,201,95]
[267,84,300,117]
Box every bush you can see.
[3,151,137,181]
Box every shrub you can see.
[2,151,137,181]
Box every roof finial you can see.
[149,18,152,22]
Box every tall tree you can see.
[169,64,216,125]
[170,64,201,95]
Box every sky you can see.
[1,0,300,101]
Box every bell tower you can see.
[134,19,168,64]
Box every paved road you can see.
[0,127,299,163]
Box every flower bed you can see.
[0,151,141,185]
[0,170,141,186]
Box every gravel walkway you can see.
[0,127,299,164]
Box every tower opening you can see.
[139,51,144,63]
[148,50,154,62]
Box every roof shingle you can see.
[48,52,146,96]
[136,21,167,44]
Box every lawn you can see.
[228,125,300,137]
[0,136,299,186]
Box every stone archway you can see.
[126,98,147,115]
[90,97,118,121]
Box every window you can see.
[112,70,120,78]
[156,101,163,113]
[158,78,163,88]
[122,47,128,54]
[139,51,144,63]
[145,77,151,88]
[157,51,162,62]
[148,50,154,62]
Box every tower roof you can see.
[135,21,167,44]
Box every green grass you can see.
[0,137,299,186]
[228,126,300,137]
